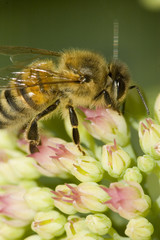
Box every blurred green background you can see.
[0,0,159,112]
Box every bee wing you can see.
[0,68,81,91]
[0,46,61,65]
[0,46,61,57]
[0,47,81,93]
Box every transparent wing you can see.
[0,46,81,94]
[0,46,61,57]
[0,46,62,65]
[0,68,81,91]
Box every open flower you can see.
[80,107,130,147]
[52,182,109,214]
[101,181,151,220]
[30,137,81,179]
[31,137,103,182]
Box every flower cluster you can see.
[1,93,160,239]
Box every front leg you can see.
[27,99,60,153]
[68,105,85,155]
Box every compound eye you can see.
[81,74,91,83]
[115,79,125,99]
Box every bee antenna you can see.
[113,20,119,61]
[129,85,150,115]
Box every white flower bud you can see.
[31,211,66,240]
[139,118,160,159]
[85,214,112,235]
[101,140,131,178]
[24,187,54,211]
[9,157,40,180]
[0,219,25,240]
[123,167,143,183]
[137,155,155,173]
[71,156,104,182]
[125,217,154,240]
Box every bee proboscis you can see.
[0,46,149,154]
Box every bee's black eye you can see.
[82,75,91,83]
[115,79,125,99]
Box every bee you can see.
[0,46,149,154]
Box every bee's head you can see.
[93,61,130,110]
[108,61,130,103]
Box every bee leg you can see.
[68,105,85,155]
[27,99,60,153]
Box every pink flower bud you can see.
[0,185,35,226]
[80,108,130,147]
[101,181,151,220]
[30,137,82,179]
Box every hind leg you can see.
[26,99,60,153]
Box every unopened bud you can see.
[85,214,112,235]
[80,108,130,147]
[0,218,25,240]
[125,217,154,240]
[123,167,143,183]
[101,140,131,178]
[71,155,104,182]
[31,210,66,240]
[139,118,160,159]
[10,157,40,180]
[65,215,87,237]
[24,187,54,212]
[137,155,155,173]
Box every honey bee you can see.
[0,46,149,154]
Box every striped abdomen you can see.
[0,60,57,129]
